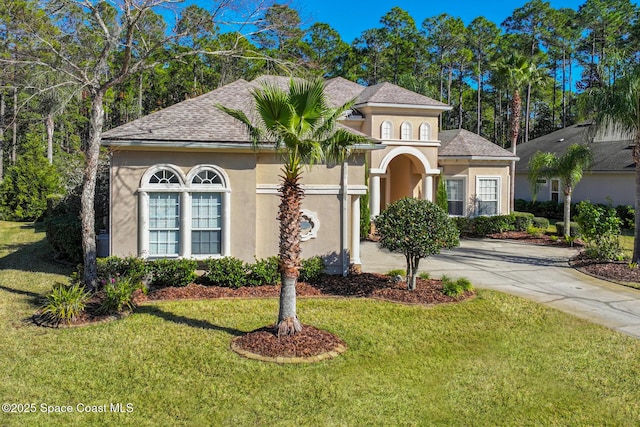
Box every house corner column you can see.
[370,174,380,218]
[180,192,191,258]
[422,175,433,202]
[223,191,231,256]
[350,195,361,269]
[138,190,149,258]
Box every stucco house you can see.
[102,76,517,274]
[514,122,635,206]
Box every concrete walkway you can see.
[361,239,640,339]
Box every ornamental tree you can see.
[375,198,460,290]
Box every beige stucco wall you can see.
[110,147,366,272]
[515,171,634,206]
[441,160,513,216]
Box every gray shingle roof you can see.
[439,128,518,159]
[102,79,256,143]
[356,82,449,108]
[102,76,446,144]
[516,122,635,172]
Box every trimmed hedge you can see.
[555,221,581,237]
[532,217,550,229]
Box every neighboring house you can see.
[102,75,517,273]
[514,122,635,206]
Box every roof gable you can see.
[439,129,517,159]
[356,82,449,109]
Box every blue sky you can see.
[292,0,633,42]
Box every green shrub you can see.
[300,256,325,283]
[418,272,430,280]
[387,269,406,277]
[513,212,534,231]
[247,256,280,287]
[360,191,371,238]
[473,215,514,236]
[532,217,550,229]
[148,258,197,288]
[204,257,248,288]
[97,256,149,285]
[441,275,473,297]
[616,204,635,230]
[526,226,545,237]
[514,199,567,220]
[40,283,91,326]
[555,221,581,237]
[99,276,139,314]
[44,213,83,263]
[576,201,624,261]
[452,216,474,236]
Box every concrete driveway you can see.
[360,239,640,339]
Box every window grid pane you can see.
[477,179,498,216]
[381,121,392,139]
[191,193,222,255]
[446,179,464,216]
[401,122,412,140]
[419,123,430,141]
[149,193,179,255]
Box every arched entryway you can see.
[369,147,440,218]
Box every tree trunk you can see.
[525,82,532,143]
[633,139,640,263]
[477,65,482,135]
[509,90,521,212]
[564,188,572,240]
[276,172,304,336]
[0,90,4,181]
[405,255,420,291]
[46,112,54,164]
[81,91,104,291]
[12,86,17,164]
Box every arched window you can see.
[381,121,393,139]
[400,121,412,140]
[139,164,230,259]
[419,122,431,141]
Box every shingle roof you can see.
[102,76,446,144]
[102,79,256,143]
[439,128,518,159]
[356,82,449,108]
[516,122,635,172]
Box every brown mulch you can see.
[233,325,346,358]
[487,230,583,247]
[569,253,640,284]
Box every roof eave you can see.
[355,102,453,111]
[439,155,520,161]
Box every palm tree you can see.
[589,67,640,263]
[528,144,593,238]
[218,78,369,336]
[493,53,544,211]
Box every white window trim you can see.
[139,164,231,260]
[381,120,393,140]
[400,121,412,140]
[475,176,501,217]
[445,176,467,217]
[419,122,431,141]
[550,178,561,203]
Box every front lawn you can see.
[1,221,640,426]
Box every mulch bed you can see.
[487,230,582,247]
[569,253,640,284]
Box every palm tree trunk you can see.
[564,188,572,239]
[509,90,521,212]
[633,141,640,263]
[276,172,303,336]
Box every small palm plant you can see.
[40,283,91,326]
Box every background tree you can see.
[217,78,369,336]
[527,143,593,238]
[375,198,459,291]
[589,66,640,263]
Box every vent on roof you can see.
[558,138,565,142]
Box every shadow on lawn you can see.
[0,284,43,307]
[137,306,246,336]
[0,238,73,276]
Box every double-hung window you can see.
[140,165,230,259]
[446,179,465,216]
[551,179,560,203]
[401,121,412,140]
[381,121,393,139]
[476,177,499,216]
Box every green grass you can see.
[621,229,634,257]
[2,221,640,425]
